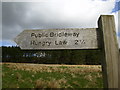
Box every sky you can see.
[1,0,120,47]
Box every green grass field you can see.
[2,63,103,88]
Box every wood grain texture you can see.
[98,15,119,88]
[119,51,120,89]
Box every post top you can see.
[99,15,114,20]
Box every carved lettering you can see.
[55,40,67,45]
[31,33,48,38]
[74,40,85,45]
[30,40,52,46]
[50,32,79,38]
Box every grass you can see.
[2,63,103,88]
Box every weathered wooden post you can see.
[119,50,120,89]
[98,15,119,88]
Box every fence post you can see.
[98,15,119,88]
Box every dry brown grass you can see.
[2,63,102,75]
[34,78,67,88]
[35,79,46,88]
[2,63,103,88]
[84,74,93,81]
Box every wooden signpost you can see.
[14,15,119,88]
